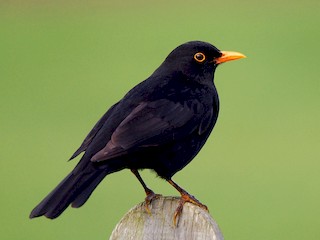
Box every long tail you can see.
[29,167,108,219]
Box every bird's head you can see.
[158,41,246,83]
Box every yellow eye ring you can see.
[194,52,206,63]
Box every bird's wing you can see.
[69,103,119,160]
[91,99,202,162]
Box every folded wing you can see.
[91,99,201,162]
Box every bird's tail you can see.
[29,167,108,219]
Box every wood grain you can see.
[110,196,224,240]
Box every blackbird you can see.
[30,41,245,224]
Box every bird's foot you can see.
[144,189,162,215]
[173,190,208,226]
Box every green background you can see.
[1,1,319,239]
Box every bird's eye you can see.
[194,52,206,63]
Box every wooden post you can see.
[110,196,224,240]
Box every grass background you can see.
[1,0,320,239]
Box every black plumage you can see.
[30,41,245,223]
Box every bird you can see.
[30,41,245,225]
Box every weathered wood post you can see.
[110,196,224,240]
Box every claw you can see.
[173,201,183,226]
[144,190,162,215]
[173,192,208,226]
[167,179,208,227]
[131,169,161,214]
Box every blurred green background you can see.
[1,0,319,239]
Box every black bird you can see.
[30,41,245,224]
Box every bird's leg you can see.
[167,179,208,226]
[131,169,161,214]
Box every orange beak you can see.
[215,51,246,64]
